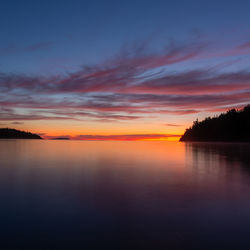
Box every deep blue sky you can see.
[1,0,250,74]
[1,0,250,138]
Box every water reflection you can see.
[186,142,250,168]
[0,140,250,249]
[186,142,250,187]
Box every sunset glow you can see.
[1,1,250,140]
[2,1,250,248]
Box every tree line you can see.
[180,105,250,142]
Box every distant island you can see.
[0,128,42,139]
[180,105,250,142]
[52,137,70,140]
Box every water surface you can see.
[1,140,250,249]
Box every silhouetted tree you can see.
[0,128,42,139]
[180,105,250,142]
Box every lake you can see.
[1,140,250,249]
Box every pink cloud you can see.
[1,39,250,123]
[165,123,182,127]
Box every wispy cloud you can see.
[165,123,182,127]
[10,122,24,125]
[1,38,250,124]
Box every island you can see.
[0,128,42,139]
[52,137,70,140]
[180,105,250,142]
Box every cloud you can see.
[165,123,182,127]
[2,69,250,100]
[0,111,78,121]
[10,122,24,125]
[231,40,250,54]
[0,40,203,94]
[122,71,250,95]
[49,110,141,120]
[0,107,141,122]
[1,38,250,124]
[1,88,250,123]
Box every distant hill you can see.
[52,137,70,140]
[0,128,42,139]
[180,105,250,142]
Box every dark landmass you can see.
[180,105,250,142]
[0,128,42,139]
[52,137,70,140]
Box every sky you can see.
[1,0,250,140]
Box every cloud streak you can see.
[44,134,181,141]
[165,123,182,127]
[1,38,250,124]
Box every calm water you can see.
[1,140,250,249]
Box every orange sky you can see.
[3,112,211,141]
